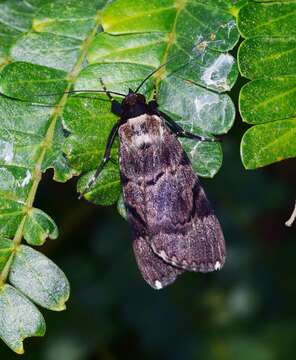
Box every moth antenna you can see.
[0,91,111,107]
[0,91,62,108]
[135,54,190,94]
[135,61,170,93]
[99,78,114,101]
[36,89,125,97]
[152,86,157,102]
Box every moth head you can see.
[120,90,149,119]
[122,91,146,108]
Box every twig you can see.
[285,201,296,227]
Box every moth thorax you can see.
[127,114,164,149]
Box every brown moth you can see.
[79,70,226,290]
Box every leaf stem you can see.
[0,253,15,288]
[285,200,296,227]
[154,0,187,91]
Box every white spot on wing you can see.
[154,280,163,290]
[214,261,221,270]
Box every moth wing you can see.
[143,123,225,272]
[133,234,183,290]
[119,114,225,282]
[122,177,183,289]
[149,170,225,272]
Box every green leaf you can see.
[11,33,83,72]
[117,193,128,220]
[241,118,296,169]
[238,37,296,79]
[63,0,239,196]
[102,0,177,34]
[63,95,119,172]
[238,1,296,38]
[238,1,296,168]
[180,138,223,177]
[75,62,156,94]
[10,0,106,71]
[0,284,46,354]
[23,208,58,246]
[0,238,14,273]
[0,0,108,353]
[77,163,121,205]
[9,245,70,311]
[239,76,296,124]
[0,0,239,351]
[0,63,72,241]
[0,61,68,102]
[88,32,167,68]
[159,76,235,134]
[0,0,37,67]
[32,0,104,40]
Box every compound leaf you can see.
[62,0,239,204]
[0,0,108,353]
[0,0,241,352]
[0,0,39,68]
[238,1,296,168]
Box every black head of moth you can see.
[78,70,226,290]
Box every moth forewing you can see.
[119,113,225,287]
[133,235,184,290]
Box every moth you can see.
[0,65,225,289]
[78,67,226,290]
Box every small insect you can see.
[78,65,226,290]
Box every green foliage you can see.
[0,1,36,67]
[0,0,294,356]
[0,284,46,354]
[77,163,121,206]
[0,0,239,354]
[237,1,296,169]
[71,0,239,199]
[0,238,13,272]
[0,0,107,353]
[9,246,70,311]
[23,208,58,246]
[180,139,223,177]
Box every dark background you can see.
[1,80,295,360]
